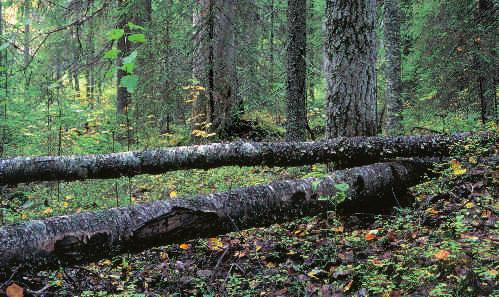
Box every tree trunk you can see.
[192,0,238,138]
[0,132,490,185]
[116,0,131,115]
[71,27,81,97]
[286,0,307,141]
[23,0,31,68]
[324,0,377,137]
[0,0,4,158]
[475,0,496,124]
[0,160,433,276]
[383,0,403,135]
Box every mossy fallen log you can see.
[0,132,489,185]
[0,159,433,277]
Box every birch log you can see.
[0,159,432,277]
[0,132,490,185]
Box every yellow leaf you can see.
[426,208,439,215]
[434,249,451,260]
[265,261,276,268]
[6,283,24,297]
[102,259,112,265]
[179,243,191,250]
[344,280,354,291]
[41,207,53,215]
[333,226,344,233]
[468,156,478,164]
[207,237,224,251]
[169,191,177,198]
[293,229,307,237]
[307,270,319,279]
[255,244,262,252]
[63,202,69,208]
[465,202,475,209]
[450,159,467,175]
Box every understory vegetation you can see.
[1,126,497,297]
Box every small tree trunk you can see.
[23,0,31,68]
[325,0,377,137]
[475,0,496,123]
[383,0,403,135]
[286,0,307,141]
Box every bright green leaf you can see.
[127,22,145,31]
[334,183,350,192]
[107,29,125,41]
[104,48,120,59]
[128,33,146,43]
[120,75,139,93]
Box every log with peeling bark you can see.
[0,159,433,277]
[0,132,490,185]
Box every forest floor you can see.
[1,136,497,297]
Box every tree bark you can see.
[475,0,496,124]
[325,0,377,137]
[192,0,238,138]
[383,0,403,135]
[286,0,307,141]
[0,132,490,185]
[0,160,433,276]
[116,0,131,115]
[23,0,31,68]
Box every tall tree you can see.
[286,0,307,141]
[475,0,496,123]
[383,0,403,134]
[116,0,152,115]
[324,0,377,137]
[193,0,238,138]
[23,0,31,68]
[116,0,131,115]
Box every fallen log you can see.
[0,132,490,185]
[0,159,433,277]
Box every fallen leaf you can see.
[365,230,378,241]
[41,207,53,215]
[344,280,354,291]
[179,243,191,250]
[450,159,467,175]
[207,237,224,251]
[6,283,23,297]
[426,207,439,215]
[434,249,451,260]
[465,202,475,209]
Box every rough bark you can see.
[0,160,433,276]
[116,0,131,115]
[325,0,377,137]
[286,0,307,141]
[23,0,31,68]
[192,0,238,138]
[383,0,403,135]
[0,132,491,185]
[475,0,497,124]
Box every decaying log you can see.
[0,159,433,277]
[0,132,490,185]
